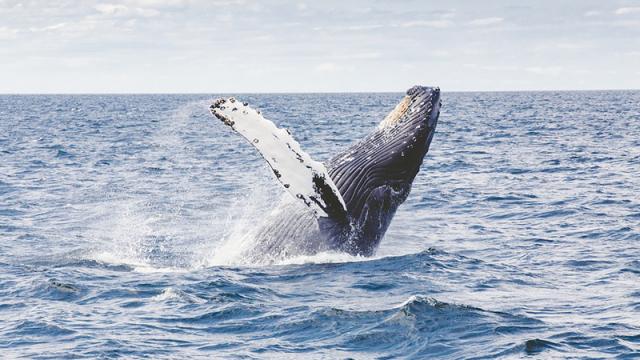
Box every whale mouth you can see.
[379,85,440,126]
[377,86,440,149]
[400,85,440,128]
[382,86,440,166]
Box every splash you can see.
[81,100,229,271]
[274,251,371,266]
[81,100,287,270]
[196,186,281,267]
[80,100,383,270]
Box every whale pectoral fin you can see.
[210,98,348,221]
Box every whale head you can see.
[327,86,441,255]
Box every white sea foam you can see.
[80,101,228,272]
[274,251,372,266]
[79,100,380,270]
[196,186,280,267]
[152,287,206,303]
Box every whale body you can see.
[210,86,441,263]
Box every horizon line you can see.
[1,88,639,95]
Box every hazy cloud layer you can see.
[1,0,639,92]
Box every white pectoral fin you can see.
[210,98,348,220]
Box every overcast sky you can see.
[1,0,640,93]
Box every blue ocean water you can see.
[1,91,639,359]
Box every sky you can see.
[1,0,640,93]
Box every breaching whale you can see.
[210,86,440,263]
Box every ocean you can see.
[1,91,639,358]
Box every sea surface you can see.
[1,91,639,359]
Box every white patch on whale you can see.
[210,98,347,218]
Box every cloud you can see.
[136,7,161,17]
[612,19,640,27]
[95,3,129,15]
[432,50,450,57]
[555,42,592,50]
[463,63,518,71]
[400,20,453,28]
[331,52,381,60]
[2,0,639,92]
[615,7,640,15]
[95,3,160,17]
[28,23,67,33]
[124,0,189,7]
[315,24,384,32]
[524,66,563,75]
[314,62,339,72]
[342,24,384,31]
[530,41,593,53]
[0,26,18,40]
[439,11,457,19]
[467,17,503,26]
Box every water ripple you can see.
[1,92,639,358]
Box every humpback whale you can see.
[210,86,440,263]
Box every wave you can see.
[243,295,550,358]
